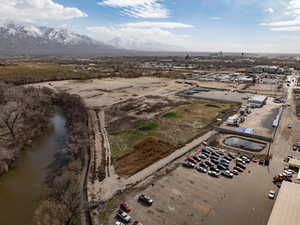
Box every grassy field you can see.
[0,62,93,84]
[109,101,236,176]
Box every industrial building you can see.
[248,95,268,108]
[267,182,300,225]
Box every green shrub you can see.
[205,103,220,108]
[163,111,181,118]
[139,121,158,131]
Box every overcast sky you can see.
[2,0,300,53]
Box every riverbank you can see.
[0,85,55,177]
[0,112,67,225]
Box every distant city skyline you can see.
[2,0,300,53]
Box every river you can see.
[0,112,67,225]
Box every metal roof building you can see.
[267,182,300,225]
[248,95,268,107]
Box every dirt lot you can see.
[108,100,237,176]
[244,83,283,97]
[107,155,283,225]
[221,97,279,137]
[32,77,189,108]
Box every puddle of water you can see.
[224,137,266,151]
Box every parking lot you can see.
[109,146,283,225]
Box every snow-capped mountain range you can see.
[0,23,121,56]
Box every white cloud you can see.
[124,21,194,29]
[210,17,221,20]
[263,0,300,27]
[87,22,191,51]
[98,0,169,18]
[265,7,274,14]
[0,0,87,23]
[270,26,300,31]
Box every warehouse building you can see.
[248,95,268,108]
[267,182,300,225]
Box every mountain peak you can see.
[0,22,120,56]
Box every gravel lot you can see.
[109,151,283,225]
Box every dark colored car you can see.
[193,155,201,162]
[202,149,211,155]
[199,154,208,159]
[236,163,246,169]
[211,158,219,165]
[182,161,195,168]
[205,161,215,167]
[233,166,243,172]
[217,164,228,170]
[210,166,220,173]
[138,194,153,206]
[199,161,208,168]
[223,156,232,161]
[211,152,220,157]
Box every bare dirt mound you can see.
[115,137,175,176]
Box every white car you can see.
[268,190,276,199]
[116,222,125,225]
[286,169,295,174]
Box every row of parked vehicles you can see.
[273,168,295,185]
[115,194,153,224]
[182,146,251,178]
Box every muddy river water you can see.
[0,112,67,225]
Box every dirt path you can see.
[98,110,114,177]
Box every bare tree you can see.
[0,101,22,139]
[50,174,85,225]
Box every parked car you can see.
[116,221,125,225]
[120,202,132,213]
[199,161,208,168]
[236,158,246,165]
[221,159,230,164]
[193,155,201,162]
[211,152,220,157]
[233,166,243,172]
[186,157,197,164]
[236,163,246,169]
[268,190,276,199]
[228,153,236,159]
[202,152,210,158]
[133,221,143,225]
[197,166,208,173]
[116,210,131,223]
[182,161,195,168]
[216,150,225,155]
[223,156,232,161]
[288,124,293,129]
[199,154,208,159]
[217,164,228,170]
[202,148,211,155]
[211,158,219,165]
[221,170,234,178]
[208,170,219,177]
[138,194,153,206]
[210,155,219,160]
[259,160,265,165]
[205,161,215,167]
[293,142,300,151]
[231,169,239,175]
[241,156,250,163]
[210,166,220,173]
